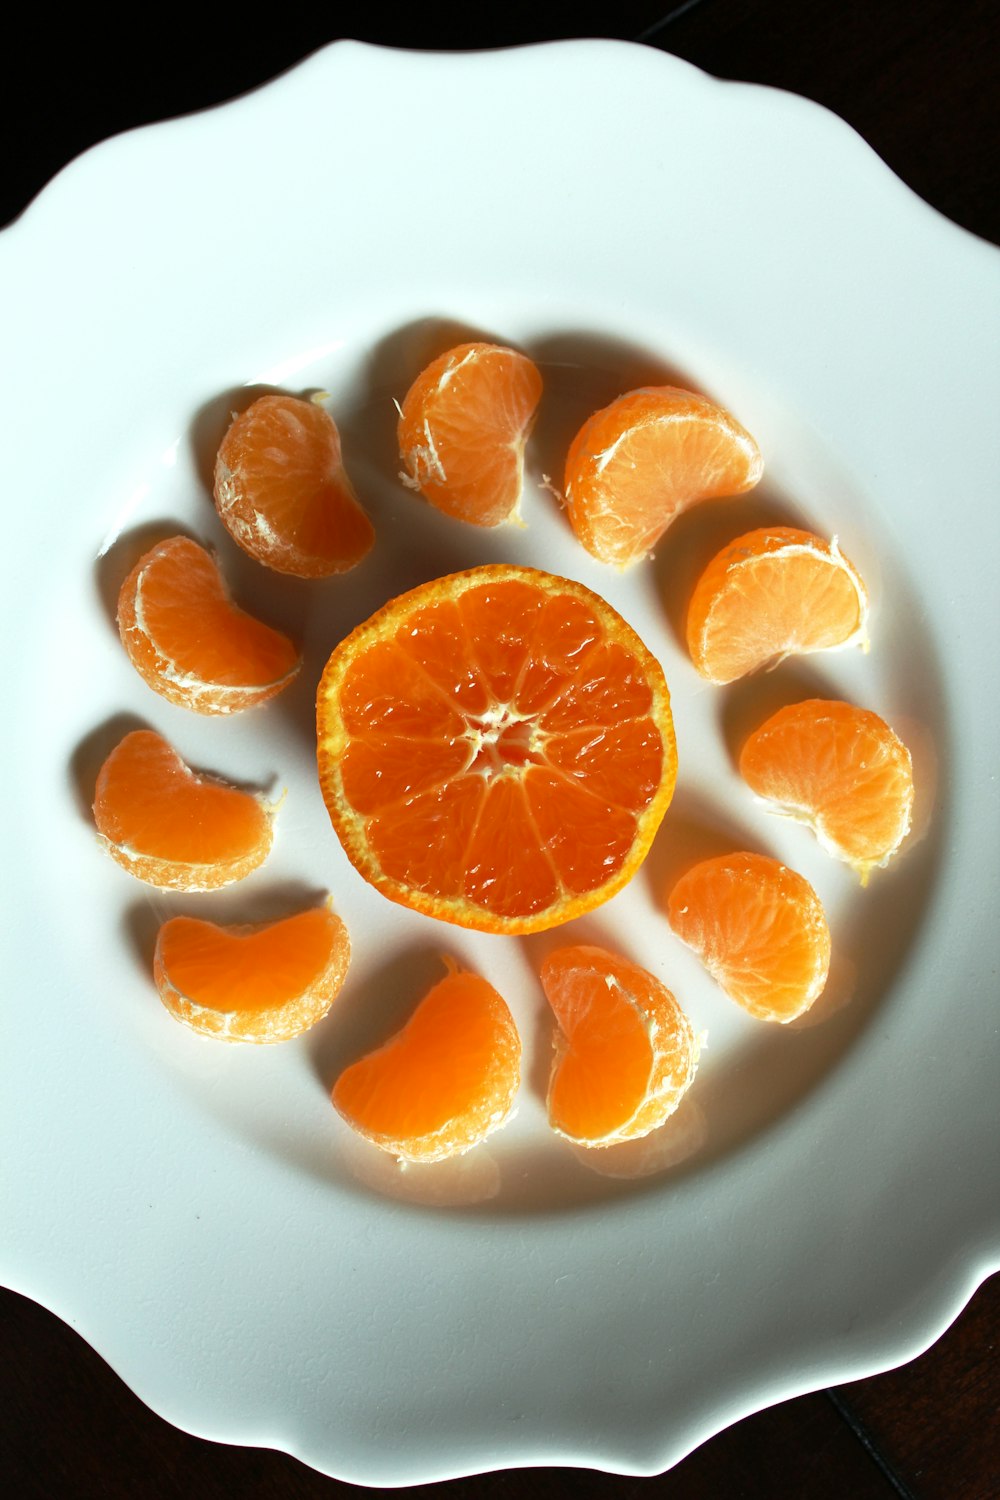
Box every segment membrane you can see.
[396,598,492,717]
[524,768,637,893]
[365,776,486,898]
[539,642,654,731]
[543,719,663,812]
[339,640,466,737]
[513,594,604,715]
[340,733,472,815]
[455,580,546,702]
[462,776,560,916]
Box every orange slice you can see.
[154,905,350,1043]
[686,526,869,683]
[397,341,542,526]
[117,535,300,714]
[740,699,915,878]
[316,564,677,933]
[667,852,830,1022]
[563,386,763,567]
[541,944,699,1147]
[331,964,521,1162]
[214,393,374,577]
[93,729,274,890]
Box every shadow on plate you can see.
[642,783,768,905]
[68,711,285,840]
[517,910,628,1112]
[68,711,152,822]
[524,328,697,536]
[120,878,334,977]
[307,940,450,1098]
[93,517,200,635]
[715,658,844,773]
[189,382,286,497]
[652,481,810,656]
[335,313,508,494]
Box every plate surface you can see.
[1,39,998,1485]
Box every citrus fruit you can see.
[686,526,869,684]
[153,905,350,1043]
[117,535,300,714]
[667,851,831,1023]
[397,341,542,526]
[740,699,915,878]
[214,393,374,577]
[331,963,521,1163]
[93,729,274,890]
[316,564,677,933]
[563,386,763,568]
[541,944,699,1147]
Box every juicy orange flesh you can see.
[124,536,299,688]
[93,730,270,864]
[740,699,914,864]
[564,387,763,565]
[156,909,343,1012]
[398,343,543,526]
[216,395,374,570]
[337,580,665,916]
[332,970,519,1147]
[668,852,830,1020]
[687,529,866,682]
[542,947,660,1139]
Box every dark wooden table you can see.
[3,3,998,1495]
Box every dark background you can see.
[2,2,997,1496]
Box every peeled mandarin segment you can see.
[522,769,639,896]
[214,393,374,577]
[541,944,699,1146]
[563,386,763,568]
[116,535,301,714]
[543,719,666,811]
[462,776,561,918]
[316,565,677,934]
[509,594,604,715]
[153,907,351,1044]
[686,526,869,684]
[331,968,521,1163]
[363,776,486,902]
[739,699,915,876]
[397,342,543,526]
[92,729,274,891]
[667,852,831,1023]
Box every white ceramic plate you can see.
[2,40,998,1486]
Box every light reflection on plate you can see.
[567,1096,709,1180]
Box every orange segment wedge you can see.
[93,729,274,890]
[740,699,915,878]
[316,565,677,933]
[332,964,521,1162]
[154,906,350,1043]
[541,945,699,1147]
[117,535,300,714]
[686,526,869,683]
[563,386,763,567]
[667,852,830,1023]
[214,393,374,577]
[397,342,543,526]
